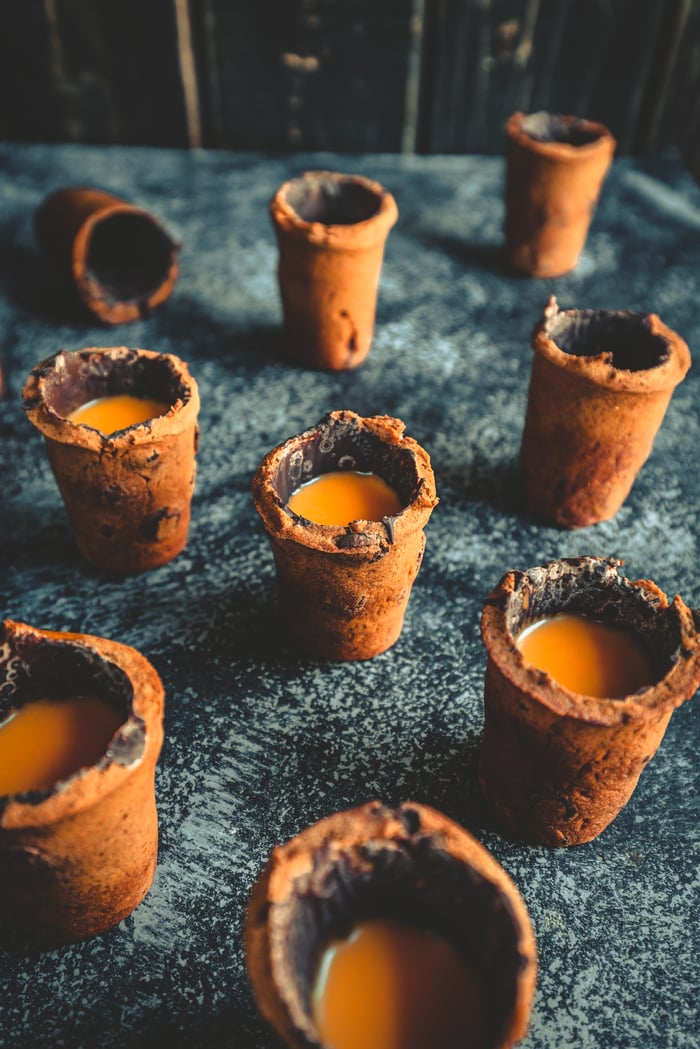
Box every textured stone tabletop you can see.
[0,142,698,1049]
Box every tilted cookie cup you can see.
[479,557,700,848]
[504,111,616,278]
[23,346,200,575]
[245,801,537,1049]
[35,186,179,324]
[520,297,691,529]
[270,171,398,370]
[251,410,437,660]
[0,619,164,946]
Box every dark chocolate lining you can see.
[273,414,418,511]
[499,558,679,684]
[546,310,670,372]
[284,175,382,226]
[27,350,189,421]
[86,212,176,305]
[520,112,602,147]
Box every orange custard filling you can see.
[287,471,402,526]
[517,613,656,698]
[0,696,124,795]
[311,918,488,1049]
[67,393,169,434]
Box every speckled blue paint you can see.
[0,144,698,1049]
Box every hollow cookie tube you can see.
[269,171,398,370]
[35,187,179,324]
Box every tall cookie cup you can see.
[520,296,691,529]
[245,801,537,1049]
[35,186,179,324]
[252,410,437,660]
[23,346,200,575]
[0,619,164,947]
[479,557,700,847]
[504,111,616,278]
[270,171,398,370]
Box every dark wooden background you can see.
[1,0,699,176]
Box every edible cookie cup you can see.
[479,557,700,847]
[251,410,437,660]
[23,346,200,575]
[35,187,179,324]
[0,619,164,947]
[520,296,691,529]
[270,171,398,370]
[504,111,616,278]
[245,801,537,1049]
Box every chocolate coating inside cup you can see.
[32,349,190,421]
[545,309,672,372]
[270,414,417,511]
[520,112,603,147]
[498,559,680,684]
[86,212,176,305]
[284,174,383,226]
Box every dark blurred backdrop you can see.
[1,0,698,176]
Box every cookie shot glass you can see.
[23,346,200,575]
[0,619,164,946]
[252,410,437,660]
[270,171,398,370]
[479,556,700,847]
[520,296,691,528]
[504,111,616,278]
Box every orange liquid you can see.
[67,394,169,434]
[311,919,488,1049]
[0,696,124,795]
[517,613,656,698]
[287,471,402,526]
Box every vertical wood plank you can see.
[638,0,700,166]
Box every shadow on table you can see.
[403,226,513,278]
[434,452,526,521]
[0,504,82,574]
[0,228,96,327]
[148,294,288,372]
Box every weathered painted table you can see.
[0,142,698,1049]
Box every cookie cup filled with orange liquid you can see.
[0,619,164,947]
[251,410,438,660]
[479,556,700,847]
[244,801,537,1049]
[23,346,200,574]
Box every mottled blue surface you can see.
[0,143,698,1049]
